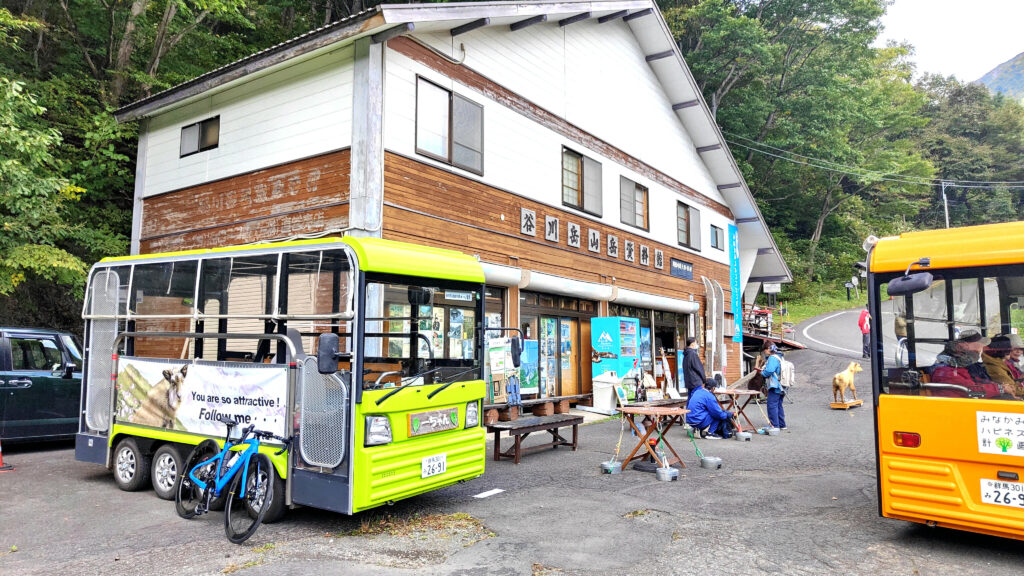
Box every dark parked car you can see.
[1,327,82,442]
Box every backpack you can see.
[779,356,795,389]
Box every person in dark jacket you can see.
[682,337,706,395]
[686,378,735,439]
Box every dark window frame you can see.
[620,177,649,231]
[677,201,701,251]
[414,75,485,176]
[710,225,725,250]
[561,147,603,217]
[179,116,220,158]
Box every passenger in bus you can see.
[1008,334,1024,373]
[929,331,1003,398]
[981,335,1021,398]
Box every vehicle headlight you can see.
[465,401,479,428]
[365,416,392,446]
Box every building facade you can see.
[117,1,791,396]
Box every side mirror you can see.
[510,336,523,368]
[317,333,340,374]
[408,286,433,306]
[887,272,933,296]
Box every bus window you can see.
[878,268,1024,400]
[362,280,480,388]
[131,261,199,359]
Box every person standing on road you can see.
[760,343,787,430]
[858,307,871,359]
[682,337,706,396]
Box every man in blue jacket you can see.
[686,378,735,439]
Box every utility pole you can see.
[941,180,951,228]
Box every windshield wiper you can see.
[426,367,481,400]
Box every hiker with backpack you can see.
[760,342,788,430]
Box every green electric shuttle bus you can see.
[75,236,488,518]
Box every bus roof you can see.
[870,221,1024,273]
[97,236,485,283]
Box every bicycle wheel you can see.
[175,439,220,519]
[224,453,274,544]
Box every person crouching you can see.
[686,377,736,439]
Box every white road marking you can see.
[473,488,504,499]
[801,311,862,355]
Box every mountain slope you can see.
[977,52,1024,100]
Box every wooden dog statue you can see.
[832,361,862,403]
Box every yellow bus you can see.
[868,221,1024,541]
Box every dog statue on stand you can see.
[832,361,863,403]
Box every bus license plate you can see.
[422,454,447,479]
[981,478,1024,509]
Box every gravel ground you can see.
[2,312,1023,575]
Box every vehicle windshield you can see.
[876,265,1024,401]
[361,278,481,389]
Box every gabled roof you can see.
[115,0,790,283]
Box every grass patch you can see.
[622,509,650,519]
[784,290,866,326]
[532,564,563,575]
[340,512,489,539]
[222,559,262,574]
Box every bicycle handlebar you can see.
[218,416,292,451]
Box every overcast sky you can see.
[877,0,1024,81]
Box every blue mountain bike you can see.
[175,414,291,544]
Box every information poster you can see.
[520,340,539,394]
[115,358,288,438]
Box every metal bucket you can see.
[656,466,679,481]
[734,431,752,442]
[700,456,722,469]
[601,461,622,474]
[766,427,780,436]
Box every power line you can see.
[723,132,1024,188]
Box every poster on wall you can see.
[640,327,652,371]
[115,358,288,439]
[520,340,539,394]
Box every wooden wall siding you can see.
[142,46,355,197]
[138,149,350,253]
[387,36,733,220]
[382,152,731,300]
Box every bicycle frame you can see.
[190,434,260,501]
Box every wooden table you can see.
[618,406,689,469]
[713,388,762,432]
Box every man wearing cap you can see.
[930,331,1002,398]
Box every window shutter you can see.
[688,206,702,250]
[583,157,603,216]
[452,95,483,173]
[619,177,634,226]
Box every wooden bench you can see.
[486,414,584,464]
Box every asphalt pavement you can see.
[2,308,1023,575]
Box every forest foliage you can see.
[2,0,1024,331]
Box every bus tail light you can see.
[465,401,479,428]
[365,416,392,446]
[894,431,921,448]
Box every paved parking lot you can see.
[2,314,1023,575]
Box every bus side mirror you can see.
[408,287,433,306]
[510,336,523,368]
[317,333,340,374]
[887,272,933,296]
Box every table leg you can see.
[660,434,686,468]
[622,419,658,466]
[493,430,501,461]
[737,395,757,431]
[514,433,522,465]
[572,424,578,451]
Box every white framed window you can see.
[415,76,484,175]
[179,116,219,157]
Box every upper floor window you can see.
[677,202,702,250]
[180,116,219,157]
[619,177,648,230]
[416,77,484,175]
[562,148,603,216]
[710,225,724,250]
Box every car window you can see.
[11,337,64,371]
[61,334,83,370]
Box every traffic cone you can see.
[0,438,13,472]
